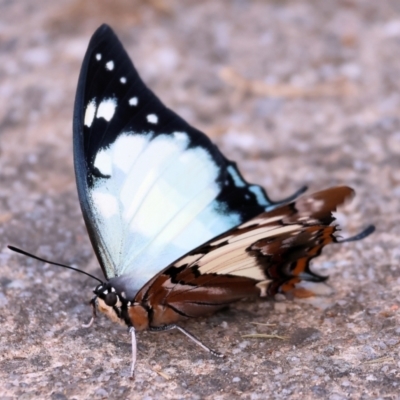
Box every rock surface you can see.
[0,0,399,398]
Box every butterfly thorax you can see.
[92,283,150,330]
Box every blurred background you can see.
[0,1,399,398]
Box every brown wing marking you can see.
[261,225,338,298]
[134,265,259,327]
[176,187,354,283]
[132,186,358,326]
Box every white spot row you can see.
[106,60,114,71]
[85,98,158,127]
[84,97,117,127]
[129,97,138,106]
[92,54,158,126]
[97,98,117,121]
[84,99,97,127]
[147,114,158,124]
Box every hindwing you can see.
[125,186,369,324]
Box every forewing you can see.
[73,24,303,287]
[129,187,356,322]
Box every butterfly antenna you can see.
[7,245,103,283]
[338,224,375,243]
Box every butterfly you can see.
[10,24,374,377]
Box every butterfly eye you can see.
[104,292,117,306]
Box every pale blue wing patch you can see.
[89,130,240,290]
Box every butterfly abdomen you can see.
[127,303,150,331]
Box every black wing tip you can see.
[74,23,122,121]
[88,24,120,50]
[94,23,114,37]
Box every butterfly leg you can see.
[149,325,223,358]
[128,326,137,378]
[129,326,137,378]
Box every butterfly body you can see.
[93,260,261,332]
[71,24,373,375]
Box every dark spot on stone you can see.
[261,359,278,368]
[0,277,12,288]
[14,305,30,328]
[328,360,351,378]
[290,327,321,346]
[311,385,327,397]
[31,354,51,369]
[323,345,336,356]
[381,317,396,329]
[51,393,68,400]
[0,357,27,373]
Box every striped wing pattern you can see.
[124,187,354,327]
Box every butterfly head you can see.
[89,282,150,330]
[93,283,120,306]
[90,282,129,325]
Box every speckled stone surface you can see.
[0,1,399,399]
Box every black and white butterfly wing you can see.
[73,24,304,292]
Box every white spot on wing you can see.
[84,98,96,127]
[94,149,112,176]
[92,192,118,219]
[96,53,102,61]
[96,98,117,122]
[129,97,138,106]
[106,60,114,70]
[120,77,127,84]
[147,114,158,124]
